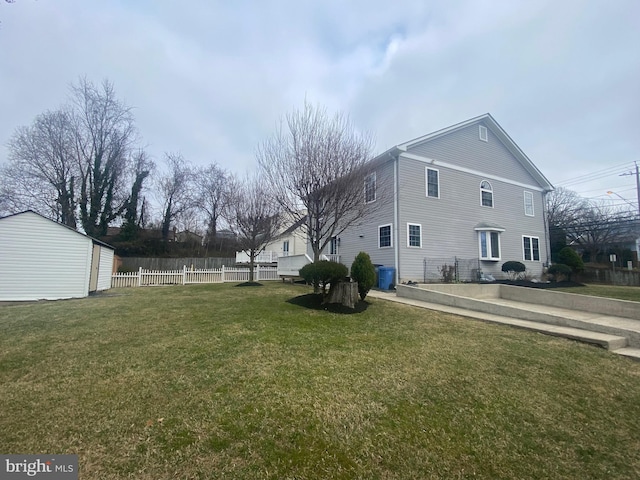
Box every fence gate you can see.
[423,257,481,283]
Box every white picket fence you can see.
[112,265,279,288]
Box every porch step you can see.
[367,290,630,352]
[612,347,640,361]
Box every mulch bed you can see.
[287,293,370,314]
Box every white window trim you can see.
[524,191,534,217]
[522,235,541,262]
[479,125,488,142]
[378,223,393,249]
[480,180,494,208]
[425,167,440,199]
[474,227,504,261]
[407,223,422,248]
[364,172,376,204]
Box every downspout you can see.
[394,155,400,286]
[542,190,552,267]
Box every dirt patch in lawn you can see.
[287,293,370,314]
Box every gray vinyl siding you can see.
[397,156,548,282]
[407,122,540,187]
[336,159,396,271]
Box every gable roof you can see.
[373,113,554,192]
[0,210,115,250]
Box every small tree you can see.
[557,247,584,279]
[225,174,281,283]
[350,252,375,300]
[299,261,348,298]
[501,261,526,280]
[548,263,572,282]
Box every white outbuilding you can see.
[0,210,115,301]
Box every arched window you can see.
[480,180,493,207]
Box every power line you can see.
[554,161,634,188]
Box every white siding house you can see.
[0,211,115,301]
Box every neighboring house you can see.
[0,210,115,301]
[235,216,307,264]
[175,229,204,245]
[322,114,554,284]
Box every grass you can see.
[552,283,640,302]
[0,283,639,479]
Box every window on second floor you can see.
[523,236,540,261]
[330,236,338,255]
[364,172,376,203]
[524,191,534,216]
[480,180,493,207]
[283,240,290,256]
[379,224,392,248]
[426,168,439,198]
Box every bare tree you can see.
[257,102,376,263]
[71,77,137,237]
[156,152,194,242]
[3,109,78,227]
[195,162,230,244]
[226,174,281,283]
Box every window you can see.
[379,224,392,248]
[364,172,376,203]
[477,230,502,261]
[330,236,338,255]
[524,191,534,216]
[407,223,422,248]
[523,236,540,261]
[282,240,289,256]
[480,180,493,207]
[479,125,488,142]
[426,168,439,198]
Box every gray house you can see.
[329,114,554,284]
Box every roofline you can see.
[0,210,115,250]
[377,113,553,192]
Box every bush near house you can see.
[557,247,585,277]
[350,252,376,300]
[501,261,526,280]
[548,263,572,282]
[299,260,348,296]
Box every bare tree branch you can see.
[156,152,194,242]
[257,101,379,262]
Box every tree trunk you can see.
[326,281,358,309]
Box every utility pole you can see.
[621,161,640,217]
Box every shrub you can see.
[350,252,376,300]
[501,261,526,280]
[439,264,456,283]
[557,247,584,276]
[548,263,572,282]
[299,261,348,296]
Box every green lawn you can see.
[1,283,639,479]
[553,283,640,302]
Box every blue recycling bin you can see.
[378,266,396,290]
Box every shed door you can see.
[89,244,100,292]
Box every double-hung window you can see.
[364,172,376,203]
[480,181,493,207]
[407,223,422,248]
[379,224,392,248]
[426,168,439,198]
[524,191,534,216]
[283,240,290,257]
[523,236,540,261]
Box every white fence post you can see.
[256,264,260,281]
[183,265,187,285]
[138,267,142,287]
[221,265,225,283]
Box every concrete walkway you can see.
[367,289,640,361]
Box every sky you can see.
[1,0,639,213]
